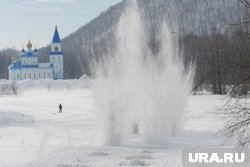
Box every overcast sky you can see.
[0,0,122,50]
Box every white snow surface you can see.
[0,79,227,166]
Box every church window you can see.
[48,73,50,78]
[39,73,41,79]
[29,73,31,79]
[17,73,19,79]
[24,61,26,65]
[34,73,36,79]
[24,73,26,79]
[44,73,46,78]
[55,47,59,51]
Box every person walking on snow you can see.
[59,104,63,113]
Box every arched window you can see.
[29,73,31,79]
[17,73,19,79]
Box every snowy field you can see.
[0,80,228,167]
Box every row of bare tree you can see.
[0,82,18,95]
[218,0,250,146]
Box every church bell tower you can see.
[50,26,64,79]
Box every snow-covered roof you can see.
[39,63,53,68]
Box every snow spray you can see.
[93,0,193,146]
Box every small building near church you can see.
[8,26,64,80]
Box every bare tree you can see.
[240,0,250,8]
[221,0,250,146]
[0,81,19,95]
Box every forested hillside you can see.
[39,0,245,87]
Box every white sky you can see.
[0,0,122,50]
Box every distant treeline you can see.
[183,27,250,95]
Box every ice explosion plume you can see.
[93,0,193,146]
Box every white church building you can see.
[8,26,64,80]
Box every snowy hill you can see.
[38,0,244,78]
